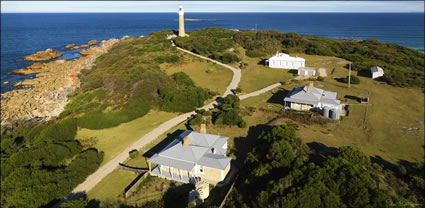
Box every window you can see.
[198,166,204,174]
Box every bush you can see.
[220,53,240,64]
[342,75,361,84]
[130,150,139,159]
[78,96,150,129]
[238,120,247,128]
[235,87,243,94]
[317,76,324,81]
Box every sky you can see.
[1,1,424,13]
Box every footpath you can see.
[70,43,283,197]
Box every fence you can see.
[124,171,149,199]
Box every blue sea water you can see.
[1,12,424,93]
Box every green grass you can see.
[161,54,233,95]
[87,169,139,200]
[236,47,294,93]
[241,54,424,163]
[76,110,179,166]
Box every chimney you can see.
[276,51,279,56]
[307,81,314,93]
[200,124,206,134]
[183,136,189,147]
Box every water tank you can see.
[322,107,330,118]
[330,109,340,120]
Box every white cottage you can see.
[370,66,384,79]
[266,53,305,69]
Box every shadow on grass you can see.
[163,183,194,208]
[357,69,371,78]
[142,129,186,158]
[267,89,289,105]
[257,58,267,66]
[232,124,273,167]
[344,95,360,102]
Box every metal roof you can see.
[284,86,341,107]
[268,53,305,62]
[298,67,316,72]
[371,66,384,73]
[148,130,231,171]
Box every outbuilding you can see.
[370,66,384,79]
[266,52,305,69]
[298,67,316,76]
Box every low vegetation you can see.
[1,119,104,208]
[226,125,424,207]
[176,28,424,88]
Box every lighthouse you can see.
[178,6,186,37]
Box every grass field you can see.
[241,54,424,164]
[88,109,280,204]
[76,110,179,166]
[160,53,233,96]
[88,169,139,200]
[236,47,294,93]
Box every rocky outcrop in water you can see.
[1,38,120,127]
[23,48,63,62]
[65,43,76,49]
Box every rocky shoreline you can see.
[1,38,120,128]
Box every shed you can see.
[359,93,370,104]
[298,67,316,76]
[370,66,384,79]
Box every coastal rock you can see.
[65,43,76,49]
[2,38,120,127]
[23,48,63,62]
[79,49,91,56]
[88,40,98,45]
[7,68,38,75]
[79,44,90,48]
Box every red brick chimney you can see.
[183,136,189,147]
[307,81,314,93]
[200,124,206,134]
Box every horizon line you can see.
[2,11,424,14]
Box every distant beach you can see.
[1,12,424,93]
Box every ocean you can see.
[1,12,424,93]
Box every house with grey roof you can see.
[147,125,231,185]
[284,82,341,112]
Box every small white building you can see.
[298,67,316,76]
[266,53,305,69]
[371,66,384,79]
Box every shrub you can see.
[342,75,361,84]
[130,150,139,159]
[317,76,325,81]
[238,120,247,128]
[220,53,240,64]
[235,87,243,94]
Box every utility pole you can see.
[348,63,351,88]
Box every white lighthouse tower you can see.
[178,6,186,37]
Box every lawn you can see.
[237,47,294,93]
[76,110,179,166]
[241,54,424,164]
[160,53,233,96]
[89,109,280,205]
[87,169,139,200]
